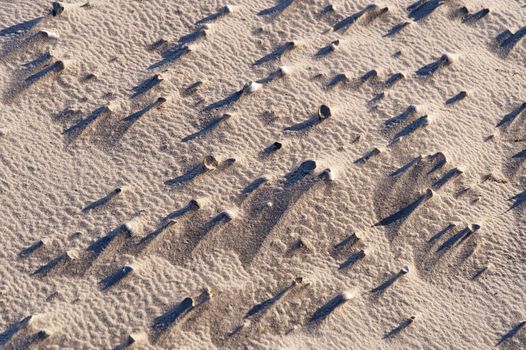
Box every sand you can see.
[0,0,525,349]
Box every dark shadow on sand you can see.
[254,42,294,66]
[0,316,32,347]
[384,317,415,339]
[100,265,133,290]
[496,321,526,346]
[131,75,163,98]
[445,91,467,105]
[149,46,190,70]
[390,115,429,145]
[83,188,121,213]
[24,60,64,85]
[19,240,46,258]
[63,106,110,136]
[284,116,320,132]
[284,160,317,187]
[164,164,206,186]
[203,89,244,112]
[339,250,365,270]
[496,103,526,128]
[245,281,296,318]
[182,115,227,142]
[0,17,43,37]
[258,0,295,16]
[371,270,405,294]
[374,189,433,226]
[333,4,376,31]
[416,55,450,77]
[309,294,347,323]
[498,27,526,56]
[389,155,422,177]
[152,297,194,334]
[384,22,409,37]
[408,0,445,22]
[162,200,199,222]
[21,52,53,69]
[196,6,231,25]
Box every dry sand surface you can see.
[0,0,525,349]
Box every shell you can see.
[65,249,80,260]
[318,104,332,120]
[341,290,354,300]
[190,197,210,209]
[128,331,148,345]
[320,168,336,181]
[51,2,65,16]
[279,66,291,75]
[245,81,262,93]
[224,4,236,13]
[300,160,317,174]
[40,31,60,39]
[203,155,219,170]
[221,210,236,221]
[156,96,168,105]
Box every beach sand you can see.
[0,0,525,349]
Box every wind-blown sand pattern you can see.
[0,0,525,349]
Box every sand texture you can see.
[0,0,525,349]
